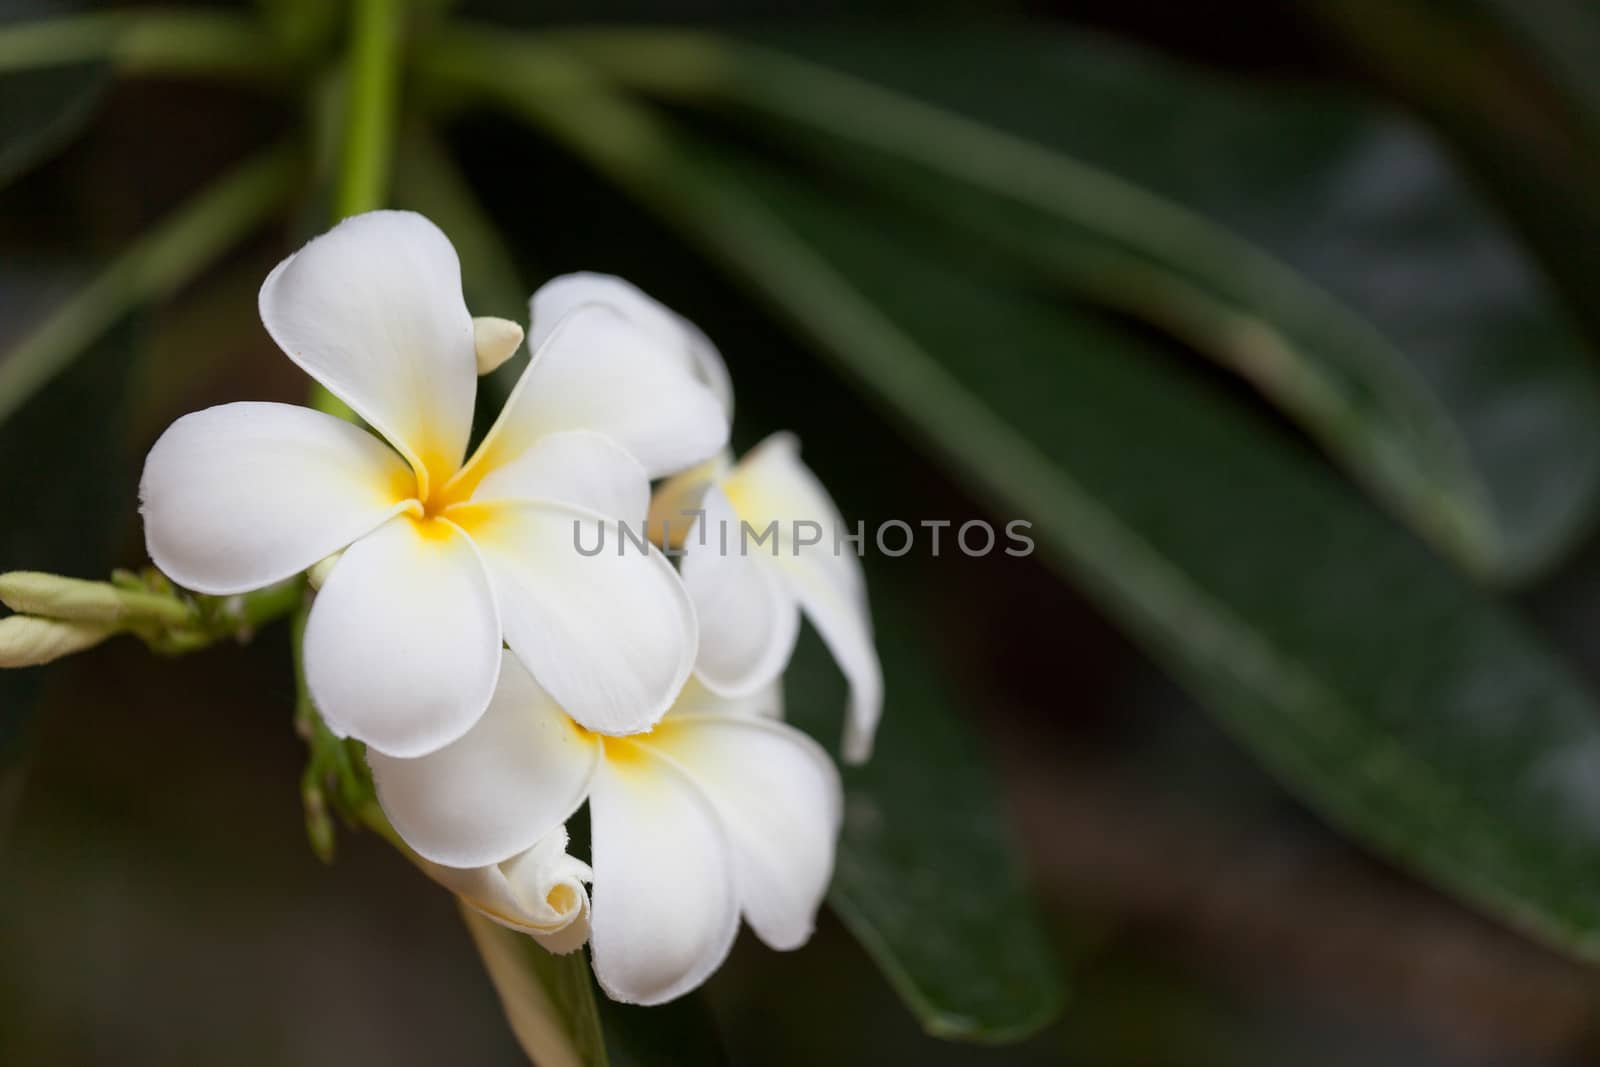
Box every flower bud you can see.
[0,572,125,621]
[472,316,524,376]
[0,571,190,625]
[0,615,113,667]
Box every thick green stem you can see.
[335,0,403,220]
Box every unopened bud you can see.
[0,572,125,621]
[473,316,524,375]
[0,571,190,625]
[0,615,113,667]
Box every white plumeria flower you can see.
[651,433,884,763]
[532,276,882,763]
[417,825,592,955]
[140,211,728,756]
[369,651,842,1006]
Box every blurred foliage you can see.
[5,1,1600,1065]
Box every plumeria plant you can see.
[0,2,908,1060]
[12,0,1600,1063]
[10,189,879,1028]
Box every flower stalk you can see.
[0,568,304,665]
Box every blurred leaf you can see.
[0,60,105,188]
[430,50,1600,969]
[595,989,728,1067]
[0,143,297,428]
[785,591,1070,1042]
[1304,0,1600,337]
[558,28,1600,584]
[460,904,609,1067]
[690,145,1600,969]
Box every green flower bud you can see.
[0,616,113,667]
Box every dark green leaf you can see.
[1304,0,1600,337]
[595,988,727,1067]
[434,39,1600,969]
[786,591,1070,1042]
[0,60,105,188]
[669,139,1600,969]
[460,905,610,1067]
[560,28,1600,583]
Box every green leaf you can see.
[0,143,297,428]
[459,905,609,1067]
[1303,0,1600,335]
[786,590,1070,1042]
[555,28,1600,584]
[595,988,728,1067]
[0,60,105,188]
[686,143,1600,967]
[426,50,1600,969]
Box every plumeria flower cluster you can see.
[137,211,883,1004]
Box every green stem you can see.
[0,11,290,79]
[0,143,300,426]
[335,0,404,220]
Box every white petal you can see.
[669,675,785,721]
[787,560,882,764]
[466,429,650,527]
[529,272,733,417]
[421,826,593,954]
[646,715,840,950]
[727,432,865,602]
[259,210,476,494]
[304,515,501,758]
[728,433,882,762]
[587,742,738,1004]
[140,401,412,595]
[456,500,697,737]
[469,303,728,481]
[682,486,800,697]
[370,652,600,867]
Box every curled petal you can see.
[682,486,800,697]
[726,433,882,761]
[529,272,733,418]
[422,826,594,954]
[588,741,739,1004]
[259,210,476,495]
[468,303,728,481]
[456,500,696,738]
[140,401,412,595]
[645,715,840,951]
[304,515,501,758]
[370,651,600,869]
